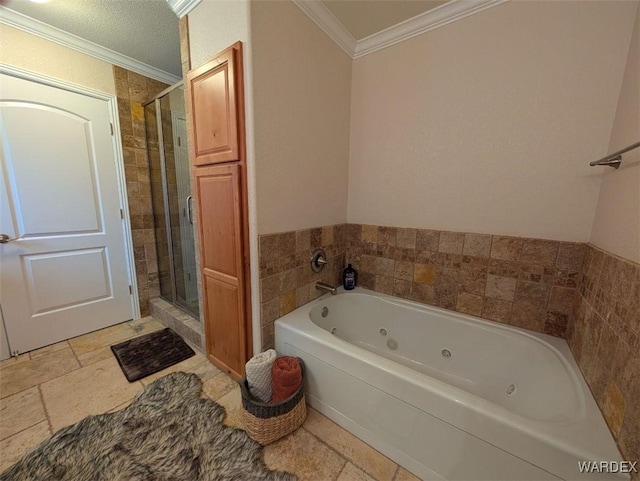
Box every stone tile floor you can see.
[0,317,420,481]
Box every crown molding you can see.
[166,0,203,19]
[291,0,357,58]
[292,0,508,59]
[0,62,115,101]
[0,7,181,85]
[354,0,509,58]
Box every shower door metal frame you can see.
[144,81,198,319]
[153,95,179,306]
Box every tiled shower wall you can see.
[113,66,168,316]
[567,245,640,472]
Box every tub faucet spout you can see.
[316,281,337,295]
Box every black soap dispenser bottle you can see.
[343,264,357,290]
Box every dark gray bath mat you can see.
[111,328,195,382]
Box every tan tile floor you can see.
[0,317,420,481]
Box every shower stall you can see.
[144,83,199,320]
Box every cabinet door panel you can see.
[198,175,237,277]
[187,43,243,166]
[195,164,247,378]
[204,275,243,375]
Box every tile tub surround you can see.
[567,245,640,475]
[346,224,584,338]
[259,224,348,349]
[113,66,168,316]
[258,223,583,348]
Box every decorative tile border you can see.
[567,245,639,471]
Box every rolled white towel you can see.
[245,349,276,402]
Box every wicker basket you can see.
[240,358,307,445]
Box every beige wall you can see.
[188,0,250,71]
[590,4,640,263]
[0,24,115,94]
[251,0,352,234]
[347,1,637,243]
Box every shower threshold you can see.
[149,297,203,352]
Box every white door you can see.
[0,73,134,355]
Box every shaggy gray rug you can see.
[1,372,297,481]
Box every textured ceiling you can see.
[322,0,448,40]
[3,0,181,78]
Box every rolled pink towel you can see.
[271,357,301,403]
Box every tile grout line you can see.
[298,425,349,472]
[0,350,81,402]
[299,424,393,481]
[334,460,348,481]
[68,341,82,367]
[0,420,43,444]
[37,384,54,436]
[391,464,400,481]
[0,390,45,443]
[0,353,30,372]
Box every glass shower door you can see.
[145,85,199,319]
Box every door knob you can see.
[0,234,17,243]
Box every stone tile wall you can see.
[258,222,585,346]
[113,66,168,315]
[258,224,347,348]
[567,245,639,474]
[346,224,584,337]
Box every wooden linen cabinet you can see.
[187,42,252,380]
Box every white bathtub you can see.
[274,287,627,481]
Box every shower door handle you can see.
[186,195,193,224]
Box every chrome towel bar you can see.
[589,141,640,169]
